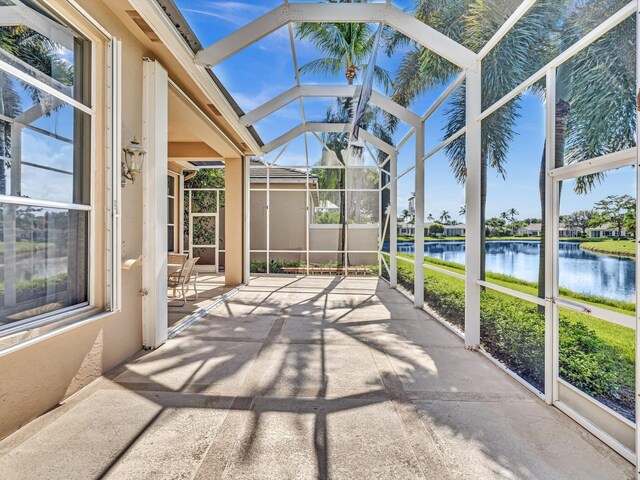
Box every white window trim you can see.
[0,0,120,350]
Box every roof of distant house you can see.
[587,223,617,231]
[249,159,318,184]
[520,223,542,231]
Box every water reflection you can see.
[394,241,635,302]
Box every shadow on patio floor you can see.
[0,276,633,479]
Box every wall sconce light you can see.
[122,137,147,187]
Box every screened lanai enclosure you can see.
[185,0,640,467]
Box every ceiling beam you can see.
[240,85,421,129]
[195,3,477,70]
[262,123,395,156]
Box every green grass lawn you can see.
[581,239,636,257]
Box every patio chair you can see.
[168,253,188,267]
[168,257,199,306]
[167,253,188,297]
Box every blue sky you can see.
[175,0,635,223]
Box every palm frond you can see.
[299,57,343,78]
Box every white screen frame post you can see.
[465,62,482,348]
[142,58,169,349]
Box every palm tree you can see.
[297,1,394,266]
[426,213,435,223]
[459,205,466,217]
[296,4,392,91]
[439,210,451,225]
[392,0,565,280]
[392,0,634,294]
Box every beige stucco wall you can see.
[248,186,308,261]
[248,185,378,265]
[0,0,153,439]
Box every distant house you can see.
[398,222,460,237]
[398,222,415,236]
[587,223,626,238]
[517,223,542,236]
[558,224,582,238]
[517,223,581,237]
[444,224,466,237]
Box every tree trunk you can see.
[537,99,571,303]
[480,150,487,281]
[340,83,353,269]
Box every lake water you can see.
[394,240,636,302]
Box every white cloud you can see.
[181,1,271,27]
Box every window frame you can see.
[0,0,117,346]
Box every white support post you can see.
[544,67,556,404]
[414,124,425,307]
[464,63,482,348]
[243,156,251,283]
[635,1,640,474]
[178,175,185,255]
[390,150,398,288]
[141,58,168,349]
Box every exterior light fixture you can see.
[122,137,147,187]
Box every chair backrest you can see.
[181,257,200,281]
[168,253,187,267]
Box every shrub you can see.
[249,259,305,273]
[251,259,379,275]
[389,254,628,405]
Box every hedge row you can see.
[250,260,379,275]
[393,257,632,416]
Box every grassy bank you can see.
[398,235,633,243]
[580,239,636,257]
[383,252,634,419]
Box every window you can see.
[0,0,91,331]
[167,173,179,253]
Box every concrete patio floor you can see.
[167,273,233,330]
[0,276,633,479]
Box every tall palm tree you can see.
[439,210,451,224]
[392,0,635,295]
[392,0,564,280]
[297,1,394,266]
[296,4,392,91]
[506,208,519,224]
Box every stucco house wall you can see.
[0,0,246,440]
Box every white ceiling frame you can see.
[478,0,538,59]
[0,4,75,51]
[241,85,422,129]
[396,72,466,152]
[263,123,396,157]
[194,3,477,71]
